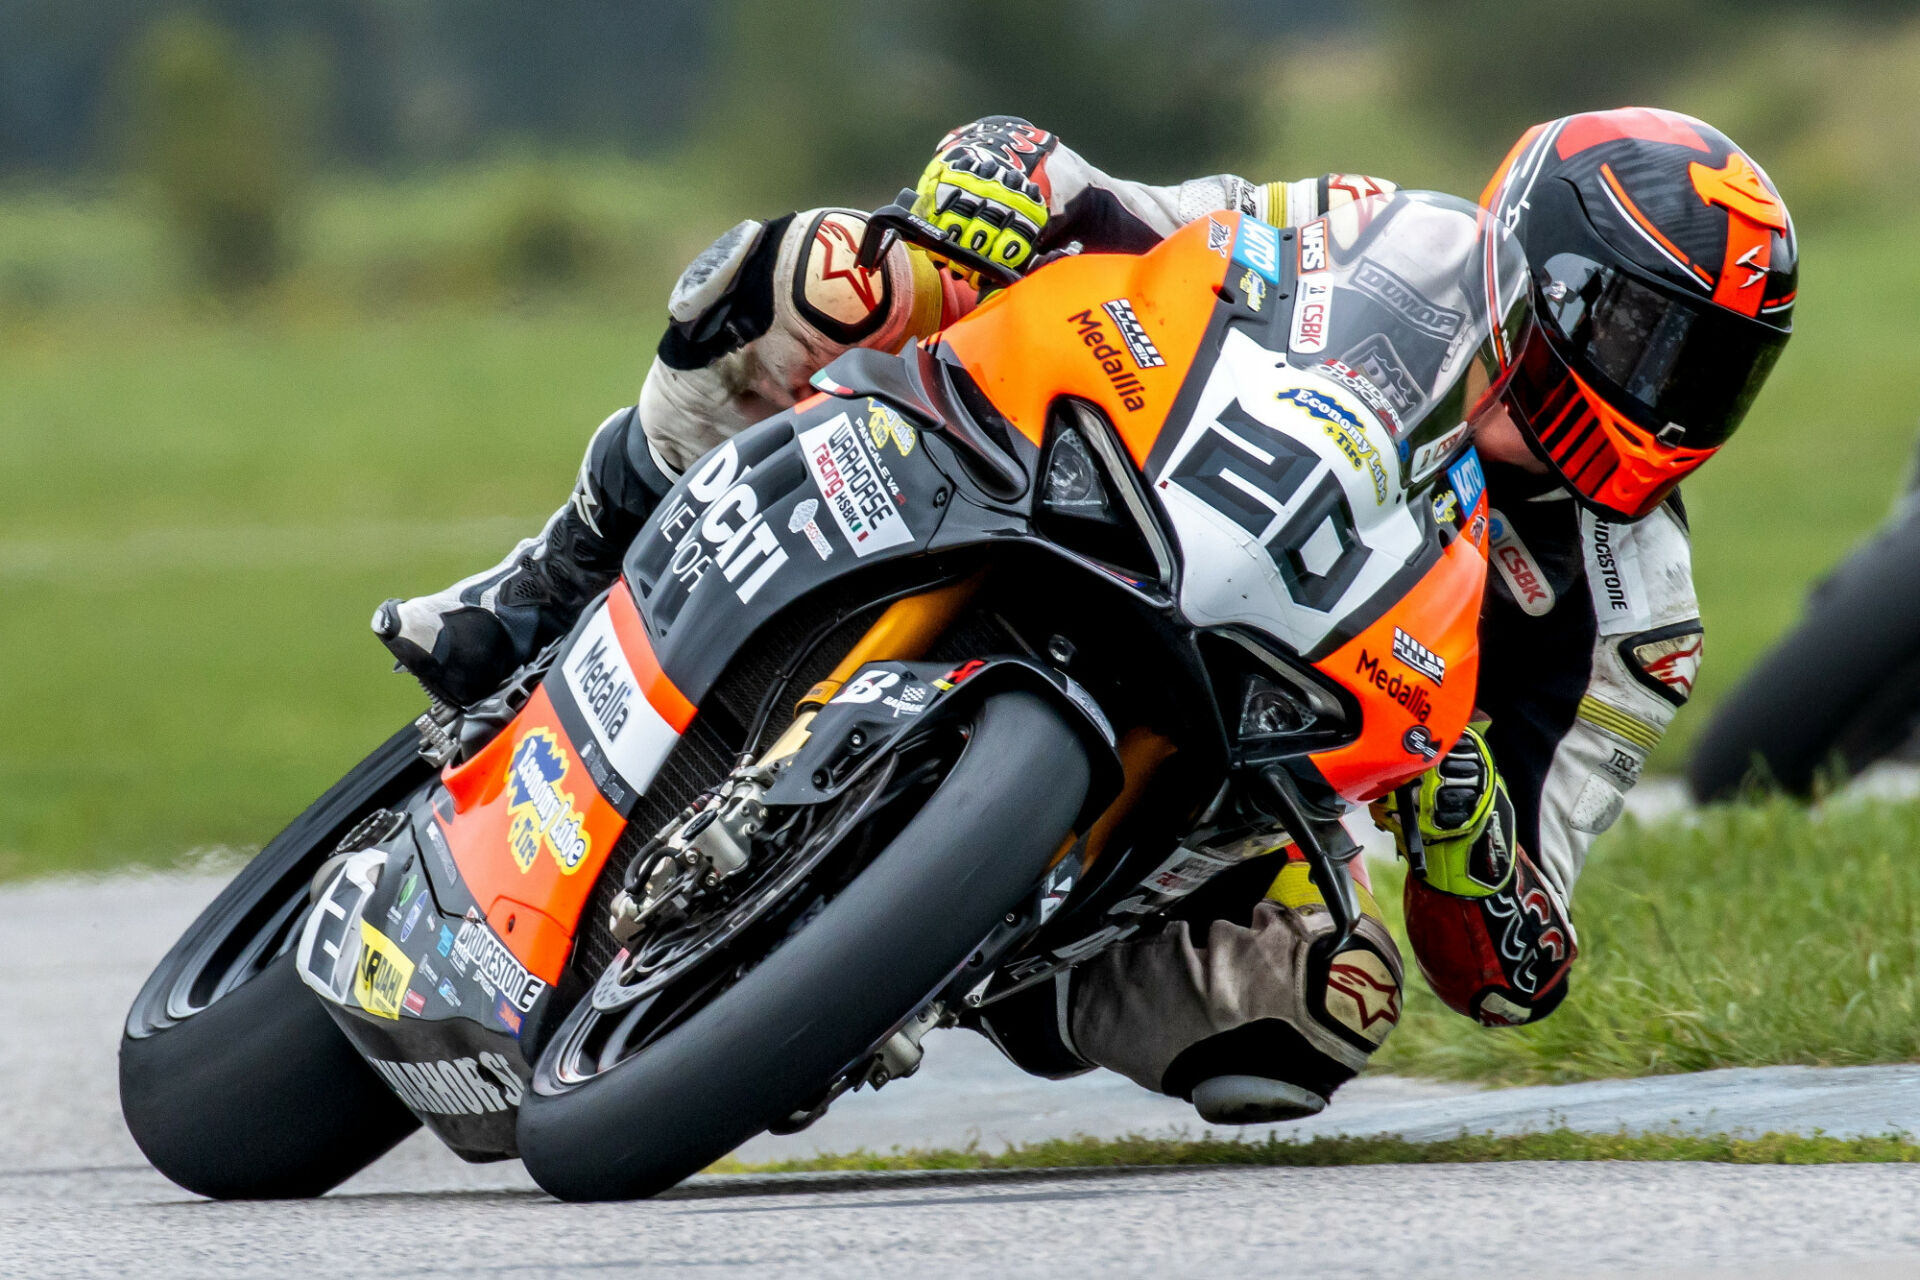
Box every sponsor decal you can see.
[1408,421,1471,480]
[355,920,415,1020]
[1316,358,1402,437]
[367,1051,526,1118]
[1601,745,1645,788]
[1623,623,1703,706]
[436,978,461,1008]
[1289,278,1333,354]
[864,398,917,456]
[399,898,423,942]
[1237,267,1266,312]
[1590,520,1637,616]
[1296,218,1329,273]
[1277,387,1387,504]
[787,498,834,561]
[1327,173,1393,206]
[1489,510,1555,616]
[402,988,427,1016]
[1352,260,1465,339]
[506,729,592,876]
[1102,298,1165,370]
[437,925,455,958]
[453,911,549,1013]
[1403,724,1438,759]
[1206,217,1232,257]
[833,668,899,705]
[566,632,634,748]
[1446,449,1485,515]
[1391,626,1446,685]
[495,998,524,1037]
[655,440,792,605]
[800,413,915,556]
[1324,949,1401,1045]
[1356,649,1433,722]
[1340,331,1421,412]
[1233,215,1283,284]
[1432,490,1459,525]
[1067,307,1150,412]
[397,871,419,906]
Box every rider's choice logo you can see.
[506,729,592,875]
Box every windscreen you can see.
[1291,191,1532,478]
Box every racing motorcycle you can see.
[121,188,1527,1201]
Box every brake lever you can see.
[1251,766,1363,960]
[857,188,1024,289]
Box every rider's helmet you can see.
[1481,108,1797,520]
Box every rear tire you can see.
[1690,512,1920,801]
[517,691,1089,1201]
[120,727,428,1199]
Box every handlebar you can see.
[856,188,1025,290]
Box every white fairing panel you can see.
[1157,327,1425,655]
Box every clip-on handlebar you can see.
[856,188,1025,290]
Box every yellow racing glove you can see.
[1371,724,1517,898]
[912,116,1056,280]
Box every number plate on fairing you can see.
[1155,327,1427,655]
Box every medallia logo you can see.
[506,729,592,875]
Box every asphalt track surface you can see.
[9,870,1920,1279]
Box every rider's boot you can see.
[1065,850,1404,1123]
[372,406,672,706]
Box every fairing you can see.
[296,192,1518,1156]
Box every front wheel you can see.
[517,691,1090,1201]
[119,727,428,1199]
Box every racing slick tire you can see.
[120,727,428,1199]
[1690,509,1920,801]
[518,691,1090,1201]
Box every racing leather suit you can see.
[379,123,1699,1111]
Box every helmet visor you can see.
[1536,249,1788,449]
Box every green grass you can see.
[1372,796,1920,1084]
[705,1128,1920,1174]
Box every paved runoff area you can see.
[8,867,1920,1279]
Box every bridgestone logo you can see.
[1392,627,1446,685]
[1102,299,1165,369]
[453,914,548,1012]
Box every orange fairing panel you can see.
[939,213,1238,464]
[1308,502,1491,803]
[435,583,694,982]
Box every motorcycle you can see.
[121,188,1528,1201]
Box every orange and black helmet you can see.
[1481,108,1796,520]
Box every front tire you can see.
[120,727,428,1199]
[517,691,1090,1201]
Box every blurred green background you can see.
[5,0,1919,876]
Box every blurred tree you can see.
[1377,0,1742,153]
[701,0,1261,215]
[119,12,309,292]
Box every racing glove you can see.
[913,116,1057,280]
[1372,724,1516,897]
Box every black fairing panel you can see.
[623,395,968,702]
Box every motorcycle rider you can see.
[373,109,1796,1121]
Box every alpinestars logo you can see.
[1101,299,1165,370]
[1391,627,1446,685]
